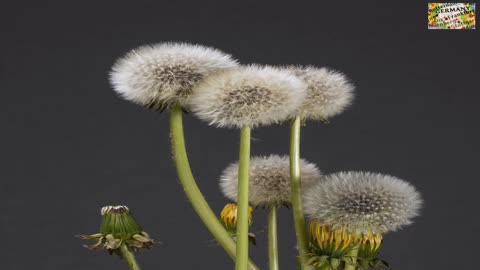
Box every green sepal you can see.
[357,259,370,270]
[330,258,340,269]
[79,206,156,255]
[356,257,390,270]
[371,259,390,269]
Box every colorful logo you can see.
[428,3,476,29]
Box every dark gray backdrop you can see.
[1,1,479,269]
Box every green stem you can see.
[344,246,359,270]
[120,244,141,270]
[289,115,309,270]
[169,106,258,270]
[235,126,251,270]
[268,205,279,270]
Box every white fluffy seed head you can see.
[288,66,354,120]
[189,65,307,128]
[110,42,238,110]
[220,155,322,207]
[303,171,422,234]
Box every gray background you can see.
[1,1,479,269]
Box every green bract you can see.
[78,205,156,256]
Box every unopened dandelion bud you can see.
[219,203,256,245]
[307,220,384,270]
[78,205,156,256]
[220,203,252,232]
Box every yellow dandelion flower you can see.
[220,203,252,232]
[307,220,385,269]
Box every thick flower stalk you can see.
[170,106,259,270]
[220,155,321,270]
[303,172,423,270]
[191,66,307,270]
[78,205,156,270]
[289,115,309,270]
[110,42,259,270]
[286,66,355,270]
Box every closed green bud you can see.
[78,205,156,256]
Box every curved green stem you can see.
[235,126,251,270]
[169,106,258,270]
[289,115,309,270]
[268,205,279,270]
[120,244,141,270]
[344,246,359,270]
